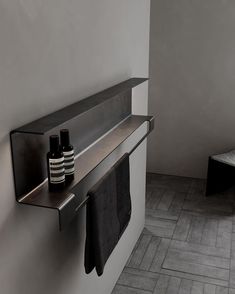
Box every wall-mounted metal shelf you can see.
[14,78,148,135]
[10,78,154,230]
[18,115,154,230]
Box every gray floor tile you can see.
[128,234,152,268]
[145,217,176,230]
[169,192,186,211]
[153,274,170,294]
[126,235,142,266]
[178,279,193,294]
[144,224,175,238]
[146,208,180,221]
[183,199,233,215]
[139,236,161,271]
[124,267,159,279]
[149,238,171,273]
[146,188,164,210]
[166,276,181,294]
[201,218,218,247]
[187,216,205,244]
[157,190,175,211]
[188,178,206,195]
[145,210,176,238]
[173,213,193,241]
[170,240,230,258]
[117,272,157,291]
[165,249,230,269]
[229,259,235,288]
[232,233,235,262]
[216,220,232,249]
[112,174,235,293]
[160,269,229,287]
[216,286,229,294]
[162,255,229,281]
[204,284,216,294]
[112,285,152,294]
[191,281,204,294]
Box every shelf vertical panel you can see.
[11,90,132,200]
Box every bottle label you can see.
[49,157,65,183]
[63,150,75,175]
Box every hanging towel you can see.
[85,153,131,276]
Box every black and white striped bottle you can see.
[47,135,65,192]
[60,129,75,182]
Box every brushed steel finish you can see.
[10,77,153,230]
[16,115,154,230]
[15,78,147,134]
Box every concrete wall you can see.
[0,1,150,293]
[148,0,235,178]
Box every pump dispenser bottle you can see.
[47,135,65,192]
[60,129,75,182]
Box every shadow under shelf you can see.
[16,115,154,230]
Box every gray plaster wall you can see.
[148,0,235,178]
[0,1,150,293]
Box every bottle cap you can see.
[60,129,70,146]
[49,135,60,152]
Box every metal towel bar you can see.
[70,120,154,213]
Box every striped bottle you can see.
[47,135,65,192]
[60,129,75,182]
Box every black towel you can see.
[85,153,131,276]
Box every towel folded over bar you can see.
[85,153,131,276]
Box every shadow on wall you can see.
[0,173,85,294]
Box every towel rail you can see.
[73,116,154,210]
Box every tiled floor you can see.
[112,173,235,294]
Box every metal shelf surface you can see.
[19,115,154,230]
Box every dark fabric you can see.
[85,153,131,276]
[206,156,235,196]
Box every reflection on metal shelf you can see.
[10,78,153,231]
[20,115,153,230]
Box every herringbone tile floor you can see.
[112,173,235,294]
